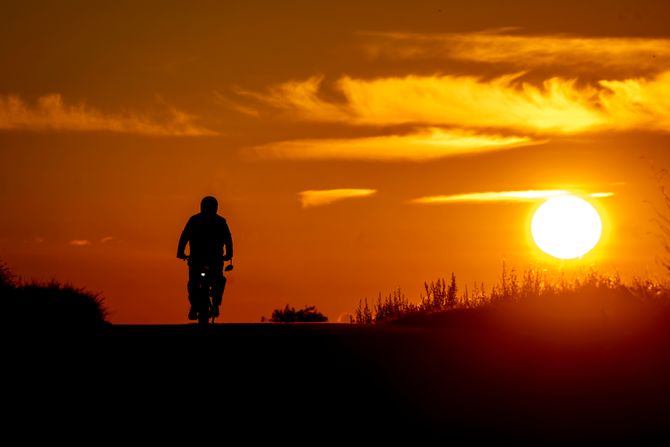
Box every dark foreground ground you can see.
[6,296,670,444]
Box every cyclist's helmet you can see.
[200,196,218,214]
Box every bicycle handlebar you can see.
[181,255,234,271]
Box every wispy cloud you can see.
[590,192,615,198]
[0,94,217,136]
[246,71,670,134]
[335,74,602,132]
[299,189,376,208]
[411,190,613,204]
[235,76,350,122]
[599,71,670,131]
[361,31,670,71]
[213,90,261,118]
[69,239,92,246]
[235,30,670,163]
[251,128,538,161]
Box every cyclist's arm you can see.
[177,220,192,259]
[222,221,233,261]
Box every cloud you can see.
[0,94,217,136]
[246,71,670,135]
[599,71,670,131]
[213,90,261,118]
[360,31,670,71]
[235,76,350,122]
[336,74,602,132]
[69,239,92,246]
[299,189,376,208]
[590,192,614,198]
[411,190,613,204]
[235,30,670,162]
[250,128,539,161]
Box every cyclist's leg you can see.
[187,264,199,319]
[212,267,226,308]
[187,265,198,306]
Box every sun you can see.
[531,195,602,259]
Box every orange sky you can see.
[2,1,670,324]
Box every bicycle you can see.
[183,256,233,327]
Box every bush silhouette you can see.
[270,304,328,322]
[1,260,109,331]
[0,260,15,292]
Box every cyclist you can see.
[177,196,233,321]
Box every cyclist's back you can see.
[180,212,230,264]
[177,196,233,320]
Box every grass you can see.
[354,261,670,325]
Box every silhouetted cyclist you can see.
[177,196,233,321]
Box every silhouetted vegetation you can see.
[269,304,328,322]
[0,260,15,291]
[0,260,109,331]
[354,261,670,324]
[652,166,670,275]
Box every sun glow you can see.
[531,195,602,259]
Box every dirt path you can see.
[6,320,670,443]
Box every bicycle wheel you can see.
[197,295,210,326]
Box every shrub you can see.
[270,304,328,322]
[0,260,15,290]
[7,280,109,329]
[0,260,109,331]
